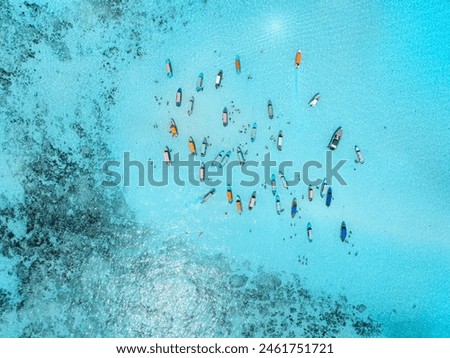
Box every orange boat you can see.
[295,49,302,68]
[188,136,196,155]
[236,195,243,214]
[226,185,233,203]
[169,119,178,137]
[235,55,241,74]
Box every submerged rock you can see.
[229,274,248,288]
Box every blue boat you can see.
[196,72,204,92]
[176,88,182,107]
[340,221,347,242]
[291,198,298,218]
[325,187,332,207]
[165,59,173,78]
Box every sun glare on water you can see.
[268,18,284,37]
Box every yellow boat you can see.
[169,119,178,137]
[188,136,196,155]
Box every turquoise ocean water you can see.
[0,0,449,337]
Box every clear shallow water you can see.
[0,0,449,337]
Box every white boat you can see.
[237,146,245,166]
[212,150,224,167]
[309,93,320,107]
[320,178,327,198]
[268,100,274,119]
[308,185,313,201]
[219,151,231,168]
[187,96,194,116]
[307,223,313,242]
[277,130,283,151]
[215,70,223,89]
[328,127,343,150]
[278,171,288,189]
[248,191,257,210]
[200,138,208,157]
[201,189,215,204]
[355,145,365,164]
[275,195,283,215]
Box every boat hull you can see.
[196,73,204,92]
[277,131,283,151]
[237,146,245,165]
[222,108,228,127]
[328,127,343,150]
[200,138,208,157]
[165,59,173,78]
[325,187,332,207]
[309,93,320,107]
[340,222,347,241]
[164,147,171,166]
[215,70,223,89]
[268,100,274,119]
[235,55,241,74]
[188,137,196,155]
[291,199,297,218]
[187,96,194,116]
[176,88,182,107]
[295,50,302,68]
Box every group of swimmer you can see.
[163,50,364,242]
